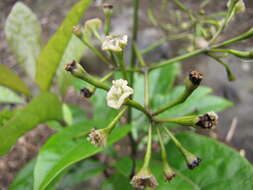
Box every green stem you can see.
[149,27,253,71]
[144,70,149,108]
[107,107,128,133]
[82,39,111,65]
[153,115,198,126]
[207,53,236,81]
[152,82,198,116]
[209,0,238,44]
[133,42,147,67]
[172,0,195,21]
[143,125,152,168]
[142,33,189,55]
[104,14,112,35]
[157,128,167,163]
[90,71,114,93]
[116,52,128,80]
[125,99,152,120]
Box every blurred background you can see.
[0,0,253,189]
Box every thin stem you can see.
[90,71,114,93]
[107,107,128,132]
[104,14,111,35]
[142,33,189,55]
[130,0,140,87]
[149,27,253,71]
[82,39,111,65]
[152,83,198,116]
[116,52,128,80]
[172,0,195,21]
[143,125,152,168]
[157,128,167,162]
[153,115,198,126]
[144,70,149,108]
[133,42,147,67]
[125,99,152,120]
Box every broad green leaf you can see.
[0,92,63,155]
[150,62,180,96]
[114,157,133,177]
[57,35,86,96]
[35,0,92,91]
[0,64,31,96]
[5,2,41,79]
[34,122,131,190]
[160,132,253,189]
[0,86,25,104]
[58,159,105,189]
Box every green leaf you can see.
[5,2,41,79]
[35,0,92,91]
[57,35,86,96]
[0,109,16,127]
[150,62,180,96]
[34,122,131,190]
[0,92,63,155]
[0,86,25,104]
[58,159,105,189]
[161,132,253,189]
[114,157,133,177]
[0,64,31,96]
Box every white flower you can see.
[102,34,128,52]
[107,79,133,109]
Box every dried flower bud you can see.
[64,60,77,72]
[187,156,202,170]
[130,167,158,189]
[163,163,176,182]
[80,88,93,98]
[87,128,108,147]
[102,3,114,15]
[189,70,203,86]
[107,79,133,109]
[102,34,128,52]
[196,111,218,129]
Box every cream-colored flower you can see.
[102,34,128,52]
[107,79,133,109]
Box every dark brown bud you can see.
[196,112,218,129]
[80,88,93,98]
[64,60,77,72]
[189,70,203,86]
[187,157,201,170]
[165,173,176,181]
[102,3,114,10]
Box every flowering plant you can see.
[1,0,253,189]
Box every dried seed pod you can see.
[189,70,203,86]
[80,88,93,98]
[196,111,218,129]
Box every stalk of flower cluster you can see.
[115,51,128,80]
[207,53,236,81]
[88,106,127,147]
[163,127,201,169]
[152,70,203,116]
[211,48,253,59]
[149,27,253,71]
[64,60,110,91]
[157,128,176,181]
[209,0,241,44]
[130,125,158,189]
[102,3,113,35]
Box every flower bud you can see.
[107,79,133,109]
[102,34,128,52]
[80,88,93,98]
[130,167,158,189]
[64,60,77,72]
[102,3,114,16]
[196,111,218,129]
[195,37,209,49]
[87,128,109,147]
[84,18,102,33]
[189,70,203,86]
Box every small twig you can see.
[225,117,238,142]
